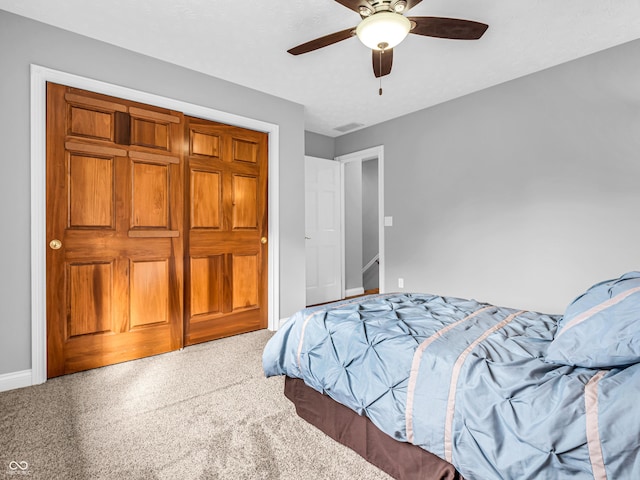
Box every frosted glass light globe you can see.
[356,12,411,50]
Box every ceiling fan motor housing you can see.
[366,0,408,13]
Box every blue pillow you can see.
[546,271,640,368]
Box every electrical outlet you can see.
[398,278,404,289]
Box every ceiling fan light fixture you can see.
[355,11,411,50]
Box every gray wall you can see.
[304,131,335,159]
[336,38,640,314]
[0,10,306,376]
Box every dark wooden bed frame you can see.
[284,376,463,480]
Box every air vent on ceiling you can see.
[334,122,364,133]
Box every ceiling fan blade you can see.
[408,17,488,40]
[402,0,424,11]
[287,27,356,55]
[334,0,372,16]
[372,48,393,78]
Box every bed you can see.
[263,272,640,480]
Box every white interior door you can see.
[305,156,342,306]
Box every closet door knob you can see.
[49,239,62,250]
[261,237,268,245]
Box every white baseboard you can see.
[268,317,292,331]
[345,287,365,298]
[0,369,33,393]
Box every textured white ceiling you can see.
[2,0,640,137]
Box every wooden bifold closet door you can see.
[184,117,268,345]
[46,83,268,377]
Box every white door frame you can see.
[336,145,385,297]
[30,65,280,386]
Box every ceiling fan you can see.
[288,0,488,79]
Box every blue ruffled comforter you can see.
[263,293,640,480]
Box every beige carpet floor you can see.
[0,330,391,479]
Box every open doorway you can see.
[340,147,384,298]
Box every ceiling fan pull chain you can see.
[379,49,383,95]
